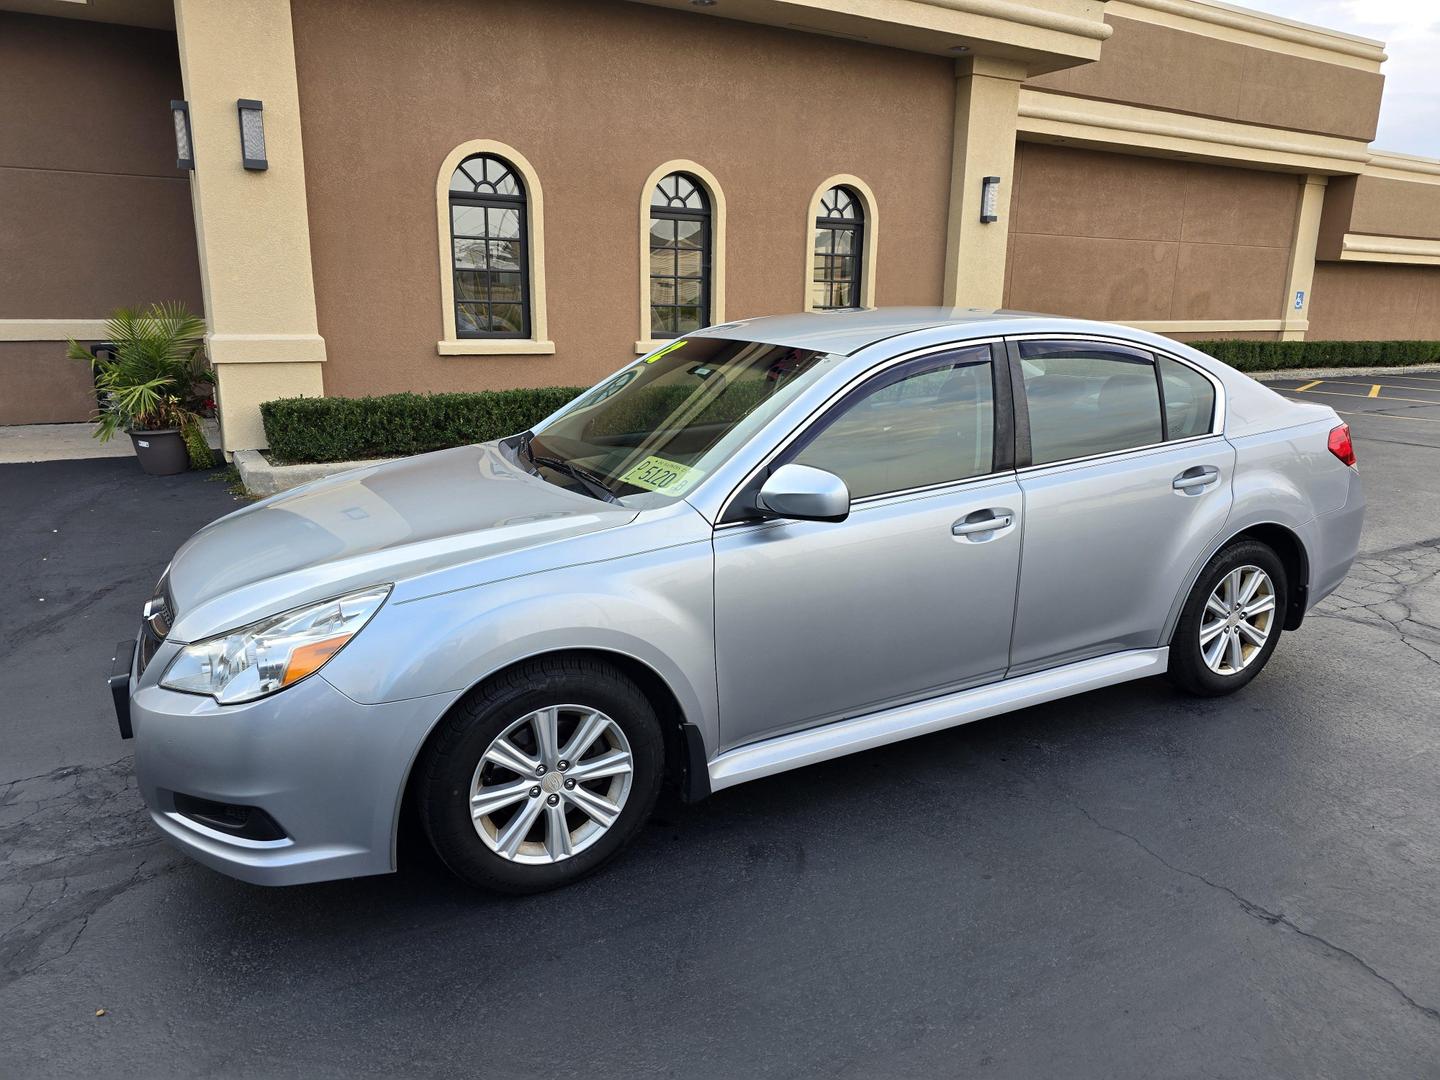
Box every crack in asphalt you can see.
[0,757,186,988]
[1068,800,1440,1027]
[1309,539,1440,668]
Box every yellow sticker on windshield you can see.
[643,339,688,363]
[618,455,700,494]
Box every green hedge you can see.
[260,388,584,464]
[262,339,1440,463]
[1190,339,1440,372]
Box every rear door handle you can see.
[1172,465,1220,493]
[952,511,1014,536]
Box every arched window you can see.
[448,153,530,338]
[649,172,711,338]
[812,185,864,310]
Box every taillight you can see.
[1327,423,1356,467]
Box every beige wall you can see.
[1003,143,1298,331]
[1318,175,1440,262]
[290,0,953,398]
[1308,264,1440,341]
[1027,15,1382,143]
[0,12,202,423]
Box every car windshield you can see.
[526,337,833,507]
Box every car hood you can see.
[166,442,635,633]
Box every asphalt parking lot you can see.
[3,384,1439,1079]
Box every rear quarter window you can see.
[1159,355,1216,439]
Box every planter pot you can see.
[128,428,189,476]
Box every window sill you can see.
[634,340,670,355]
[437,339,556,356]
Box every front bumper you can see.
[125,658,450,886]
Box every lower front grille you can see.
[172,793,288,841]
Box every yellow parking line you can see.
[1294,380,1321,392]
[1278,397,1440,424]
[1369,384,1382,398]
[1275,387,1440,406]
[1330,407,1440,426]
[1299,378,1440,395]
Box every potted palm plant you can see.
[68,303,214,475]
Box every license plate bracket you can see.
[109,638,136,739]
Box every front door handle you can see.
[952,511,1014,536]
[1172,465,1220,493]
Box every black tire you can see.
[414,656,664,894]
[1168,539,1288,697]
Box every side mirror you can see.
[757,463,850,523]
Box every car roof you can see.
[694,307,1159,356]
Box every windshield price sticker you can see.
[644,339,688,363]
[618,455,700,494]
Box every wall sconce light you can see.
[980,175,1001,224]
[237,99,267,171]
[170,100,194,171]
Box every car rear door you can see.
[1006,337,1235,675]
[711,342,1024,752]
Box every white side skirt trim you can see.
[708,648,1170,791]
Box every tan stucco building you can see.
[3,0,1438,448]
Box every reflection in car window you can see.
[531,338,831,507]
[1019,341,1162,465]
[1159,355,1216,439]
[789,347,994,499]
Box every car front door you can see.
[1006,337,1235,675]
[711,343,1024,753]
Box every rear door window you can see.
[1018,341,1163,465]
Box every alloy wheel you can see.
[1199,565,1276,676]
[469,705,634,864]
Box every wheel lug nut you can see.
[546,793,560,806]
[557,759,570,771]
[535,764,547,776]
[529,785,541,798]
[564,777,576,789]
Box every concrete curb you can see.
[233,449,399,496]
[1249,363,1440,382]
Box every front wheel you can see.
[1168,540,1287,697]
[414,657,664,893]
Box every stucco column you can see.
[1279,174,1329,341]
[943,56,1026,309]
[173,0,325,452]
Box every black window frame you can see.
[649,172,712,340]
[1005,337,1221,469]
[449,153,532,340]
[812,185,865,311]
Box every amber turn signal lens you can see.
[282,635,350,686]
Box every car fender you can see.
[321,538,719,752]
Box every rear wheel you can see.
[1168,540,1287,697]
[415,657,664,893]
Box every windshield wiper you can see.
[520,435,618,504]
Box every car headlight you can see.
[161,585,391,704]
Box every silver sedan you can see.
[110,309,1364,893]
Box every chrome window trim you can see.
[1014,431,1226,478]
[713,336,1005,526]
